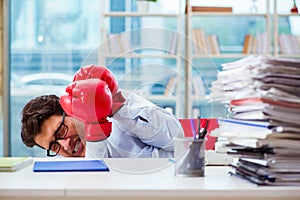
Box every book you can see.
[229,162,300,186]
[229,156,300,186]
[251,37,257,54]
[278,33,300,55]
[210,34,220,55]
[191,31,220,55]
[186,6,232,13]
[192,29,207,54]
[101,28,110,54]
[192,75,206,98]
[242,34,253,54]
[33,159,109,172]
[168,32,179,54]
[239,157,300,172]
[163,75,179,97]
[0,157,33,172]
[256,31,268,54]
[117,32,132,54]
[108,33,122,54]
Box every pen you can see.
[198,119,210,139]
[195,116,201,139]
[218,118,269,129]
[190,118,197,139]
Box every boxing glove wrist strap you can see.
[111,91,126,116]
[84,122,112,142]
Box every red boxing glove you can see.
[73,65,125,115]
[60,65,126,142]
[73,65,118,93]
[60,79,113,141]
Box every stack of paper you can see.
[210,55,300,186]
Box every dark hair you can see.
[21,94,64,147]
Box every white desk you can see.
[0,158,299,200]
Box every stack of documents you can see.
[210,55,300,186]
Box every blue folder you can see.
[33,159,109,172]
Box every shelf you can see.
[276,13,300,17]
[145,95,177,102]
[104,12,179,17]
[102,53,179,59]
[191,12,269,17]
[192,53,251,59]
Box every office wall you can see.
[0,0,3,157]
[0,0,2,95]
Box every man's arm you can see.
[113,92,184,153]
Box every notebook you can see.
[0,157,33,172]
[33,159,109,172]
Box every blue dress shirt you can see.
[85,90,184,158]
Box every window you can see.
[2,0,299,156]
[8,0,101,156]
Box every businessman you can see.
[21,65,184,158]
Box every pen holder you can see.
[173,137,206,177]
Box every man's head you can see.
[21,94,86,157]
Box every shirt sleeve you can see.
[85,140,109,158]
[113,92,184,153]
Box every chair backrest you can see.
[179,118,219,150]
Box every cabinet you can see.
[93,0,184,117]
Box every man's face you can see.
[35,114,86,157]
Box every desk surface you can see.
[0,158,299,200]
